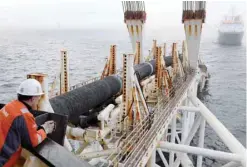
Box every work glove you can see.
[41,120,56,134]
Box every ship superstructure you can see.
[218,7,245,45]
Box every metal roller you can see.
[50,75,122,125]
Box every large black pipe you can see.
[50,75,122,125]
[50,55,182,125]
[134,54,183,80]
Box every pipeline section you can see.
[50,55,183,126]
[50,76,122,125]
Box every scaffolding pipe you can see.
[196,119,205,167]
[175,133,181,144]
[172,156,194,167]
[222,161,240,167]
[159,142,243,162]
[179,153,194,167]
[190,96,247,166]
[181,115,202,144]
[179,106,200,112]
[169,114,176,166]
[79,149,117,160]
[181,110,188,142]
[157,148,169,167]
[188,112,195,130]
[173,114,202,167]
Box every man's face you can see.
[31,96,41,108]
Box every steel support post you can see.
[147,149,156,167]
[169,115,176,166]
[197,119,205,167]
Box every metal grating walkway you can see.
[108,69,196,167]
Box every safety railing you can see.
[69,69,123,91]
[69,76,101,91]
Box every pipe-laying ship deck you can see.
[1,1,246,167]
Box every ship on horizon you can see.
[218,7,245,45]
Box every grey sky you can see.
[0,0,246,29]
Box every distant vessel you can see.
[218,7,244,45]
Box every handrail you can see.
[69,69,123,91]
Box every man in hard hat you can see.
[0,78,55,167]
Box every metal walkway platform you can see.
[108,70,196,166]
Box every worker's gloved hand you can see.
[41,120,56,134]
